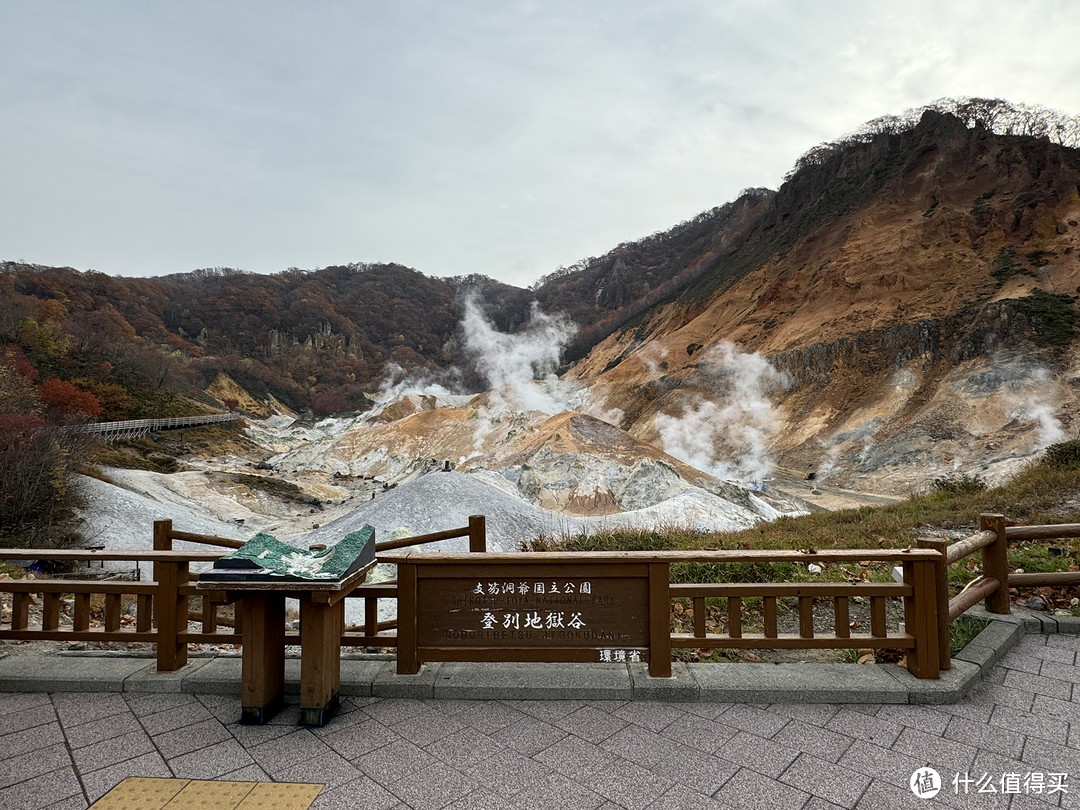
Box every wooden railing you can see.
[385,548,944,678]
[81,413,241,442]
[2,513,1075,681]
[923,513,1080,671]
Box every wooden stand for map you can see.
[197,566,370,726]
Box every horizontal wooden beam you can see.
[0,550,224,563]
[671,582,910,597]
[0,580,157,594]
[670,633,915,650]
[1005,523,1080,541]
[946,531,996,564]
[383,548,941,565]
[1007,572,1080,586]
[948,577,1000,620]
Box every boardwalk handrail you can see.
[81,413,241,442]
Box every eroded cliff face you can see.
[568,112,1080,494]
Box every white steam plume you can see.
[1006,367,1068,449]
[655,341,789,484]
[462,298,579,415]
[375,363,460,402]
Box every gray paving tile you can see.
[1021,737,1080,775]
[273,749,365,793]
[972,683,1038,714]
[611,700,686,733]
[489,713,568,757]
[894,726,978,774]
[874,704,952,735]
[535,733,619,777]
[825,708,904,747]
[1004,670,1074,701]
[151,716,231,759]
[64,711,143,749]
[781,752,871,807]
[713,704,789,738]
[464,746,551,796]
[0,703,57,735]
[838,739,929,788]
[71,729,155,773]
[361,698,433,726]
[507,770,606,810]
[587,756,676,810]
[445,789,523,810]
[1001,652,1047,675]
[217,763,272,782]
[660,712,739,753]
[248,728,333,774]
[321,719,399,761]
[0,743,72,791]
[765,703,842,727]
[505,699,588,722]
[137,699,215,735]
[1046,635,1080,652]
[0,764,83,810]
[123,691,204,717]
[0,721,66,756]
[646,785,730,810]
[389,706,466,746]
[552,704,629,743]
[51,692,129,727]
[1016,638,1075,665]
[711,767,810,810]
[448,700,527,734]
[604,724,739,796]
[81,750,171,802]
[945,714,1026,760]
[1032,695,1080,726]
[309,776,399,810]
[714,730,798,778]
[993,704,1071,747]
[168,738,254,779]
[356,739,433,785]
[0,692,52,717]
[1039,660,1080,685]
[772,718,855,763]
[224,719,297,748]
[855,779,938,810]
[385,761,479,810]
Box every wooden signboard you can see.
[385,553,672,677]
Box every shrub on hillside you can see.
[931,473,988,495]
[1043,439,1080,470]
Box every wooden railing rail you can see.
[0,547,237,670]
[384,548,944,679]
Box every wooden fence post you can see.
[903,558,940,679]
[396,560,419,674]
[152,520,172,631]
[156,559,189,672]
[917,537,951,671]
[153,519,172,551]
[468,515,486,553]
[648,562,672,678]
[979,513,1011,615]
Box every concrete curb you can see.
[0,607,1065,703]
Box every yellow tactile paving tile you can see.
[236,783,323,809]
[89,777,188,809]
[164,780,258,809]
[89,778,323,810]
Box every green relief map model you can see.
[201,525,376,582]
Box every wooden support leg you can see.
[239,595,286,724]
[298,596,343,727]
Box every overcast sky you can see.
[3,1,1080,288]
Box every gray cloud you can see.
[2,0,1079,285]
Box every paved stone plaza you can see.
[2,632,1080,809]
